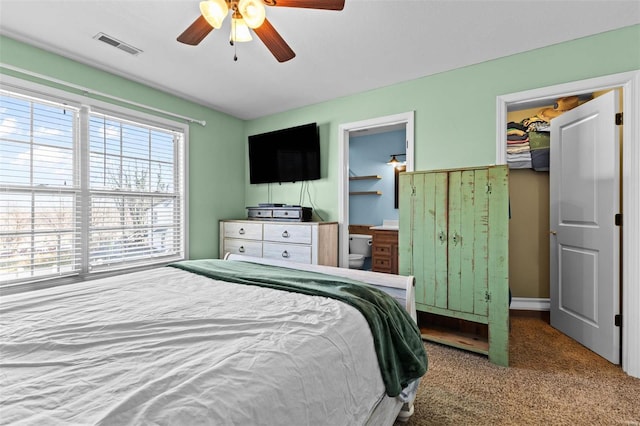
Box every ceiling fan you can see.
[177,0,345,63]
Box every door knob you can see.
[549,230,557,235]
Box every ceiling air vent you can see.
[93,33,142,56]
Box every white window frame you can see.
[1,75,189,293]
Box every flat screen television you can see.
[248,123,321,184]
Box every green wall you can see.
[0,35,246,259]
[244,25,640,221]
[2,25,639,259]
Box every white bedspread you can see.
[0,267,387,425]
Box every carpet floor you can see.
[396,315,640,425]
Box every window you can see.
[1,88,186,288]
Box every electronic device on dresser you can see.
[247,204,312,222]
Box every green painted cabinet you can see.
[399,165,509,366]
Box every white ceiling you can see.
[1,0,639,120]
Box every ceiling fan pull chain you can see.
[231,15,239,61]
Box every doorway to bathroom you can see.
[338,111,415,269]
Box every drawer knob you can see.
[239,228,245,235]
[282,250,290,258]
[282,230,290,238]
[239,246,245,253]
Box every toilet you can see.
[348,234,372,269]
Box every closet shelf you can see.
[349,191,382,196]
[349,175,381,181]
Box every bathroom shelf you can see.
[349,175,381,181]
[349,191,382,196]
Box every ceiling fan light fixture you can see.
[237,0,266,29]
[199,0,229,29]
[230,17,253,42]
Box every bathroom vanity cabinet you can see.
[371,229,399,274]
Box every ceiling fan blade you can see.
[254,18,296,63]
[177,15,214,45]
[266,0,345,10]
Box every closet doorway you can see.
[496,70,640,379]
[337,112,415,269]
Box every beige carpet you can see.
[396,315,640,425]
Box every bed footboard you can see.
[224,253,416,322]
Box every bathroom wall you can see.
[349,129,405,226]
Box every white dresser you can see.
[219,220,339,266]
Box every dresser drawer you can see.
[223,239,262,257]
[372,256,392,272]
[262,242,312,264]
[223,222,263,240]
[263,223,312,244]
[373,244,392,256]
[247,209,273,219]
[272,209,302,220]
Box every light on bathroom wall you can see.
[387,153,406,168]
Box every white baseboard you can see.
[510,297,550,311]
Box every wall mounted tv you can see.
[248,122,321,184]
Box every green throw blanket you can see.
[169,259,427,397]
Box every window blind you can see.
[87,113,184,271]
[0,88,186,287]
[0,92,82,283]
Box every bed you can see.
[0,254,427,425]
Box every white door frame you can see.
[338,111,415,269]
[495,70,640,378]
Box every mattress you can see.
[0,266,404,425]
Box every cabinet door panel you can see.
[433,172,449,309]
[459,170,477,314]
[398,174,415,283]
[472,170,490,317]
[410,174,428,304]
[406,173,432,306]
[447,171,463,312]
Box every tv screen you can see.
[248,123,321,184]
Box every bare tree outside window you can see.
[1,89,184,286]
[88,116,178,268]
